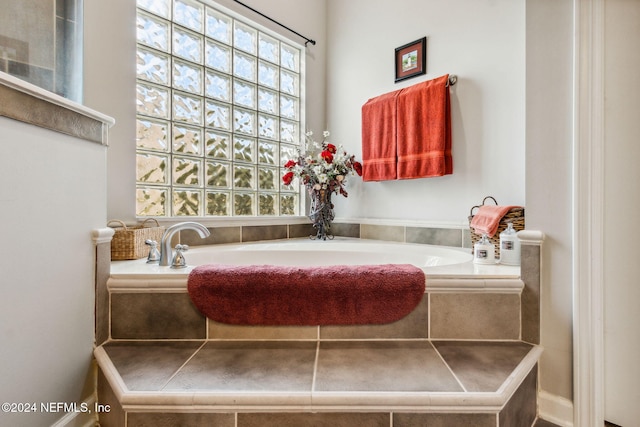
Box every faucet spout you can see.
[159,222,210,266]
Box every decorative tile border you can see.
[180,222,470,249]
[0,72,113,144]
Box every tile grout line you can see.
[311,340,320,393]
[430,340,468,393]
[159,340,208,390]
[427,292,431,339]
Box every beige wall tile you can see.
[394,413,496,427]
[128,413,234,427]
[110,292,206,339]
[289,223,316,238]
[430,293,520,339]
[521,244,541,344]
[499,365,537,427]
[238,412,390,427]
[95,242,111,346]
[209,320,318,340]
[242,225,287,242]
[181,226,240,246]
[406,227,463,247]
[321,297,428,339]
[360,224,404,242]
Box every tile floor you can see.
[534,419,560,427]
[103,339,533,395]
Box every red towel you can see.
[187,264,425,326]
[470,205,519,237]
[396,74,452,179]
[361,89,402,181]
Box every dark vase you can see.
[308,188,335,240]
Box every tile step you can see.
[95,339,542,414]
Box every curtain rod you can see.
[231,0,317,46]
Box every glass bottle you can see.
[499,223,521,265]
[474,234,495,265]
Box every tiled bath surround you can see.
[106,289,524,342]
[94,223,544,426]
[176,222,472,248]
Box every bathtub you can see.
[109,237,521,286]
[186,238,472,268]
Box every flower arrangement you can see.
[282,130,363,240]
[282,130,363,196]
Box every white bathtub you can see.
[109,237,521,284]
[186,238,472,268]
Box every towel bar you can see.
[447,75,458,86]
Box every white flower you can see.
[333,149,346,164]
[282,129,362,197]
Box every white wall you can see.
[603,0,640,423]
[83,0,328,223]
[525,0,574,404]
[83,0,137,223]
[326,0,525,224]
[0,116,107,426]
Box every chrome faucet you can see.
[159,222,210,267]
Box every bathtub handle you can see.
[145,239,161,264]
[171,244,189,269]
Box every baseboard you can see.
[538,390,574,427]
[50,395,97,427]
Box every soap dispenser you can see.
[499,223,521,265]
[473,234,495,265]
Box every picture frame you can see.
[394,37,426,83]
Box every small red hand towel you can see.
[361,89,402,181]
[470,205,519,237]
[396,74,452,179]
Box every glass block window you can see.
[136,0,303,217]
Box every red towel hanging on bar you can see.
[396,74,452,179]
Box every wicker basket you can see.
[468,196,525,258]
[108,219,165,260]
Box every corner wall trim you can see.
[573,0,606,425]
[517,230,545,245]
[92,227,115,245]
[538,390,575,427]
[49,395,97,427]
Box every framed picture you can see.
[394,37,426,83]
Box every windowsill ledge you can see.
[0,71,115,145]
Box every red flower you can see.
[321,150,334,163]
[326,143,337,154]
[282,171,294,185]
[353,161,363,176]
[284,159,297,169]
